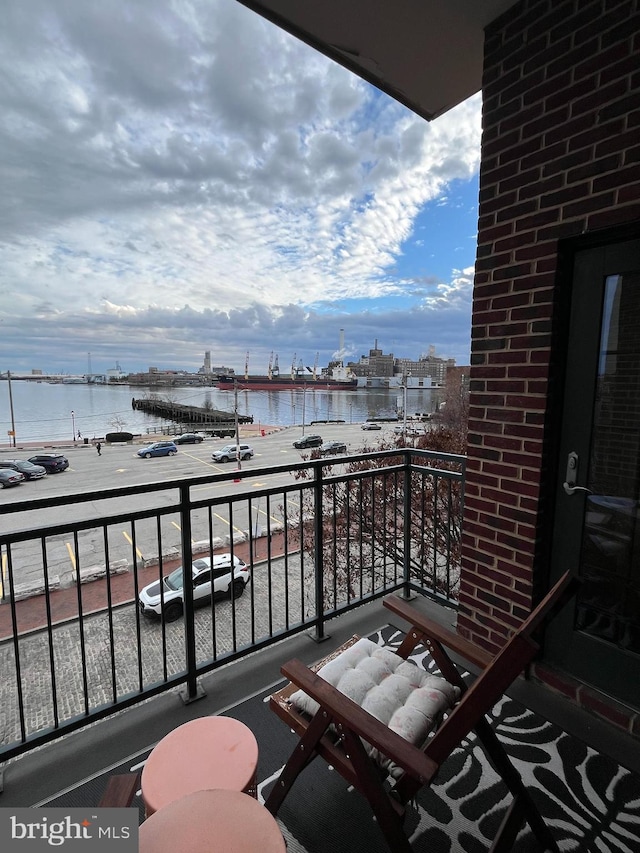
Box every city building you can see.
[347,342,456,388]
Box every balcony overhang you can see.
[235,0,519,121]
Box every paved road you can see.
[0,422,399,754]
[1,422,395,592]
[0,548,308,753]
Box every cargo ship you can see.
[217,365,357,392]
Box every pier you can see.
[131,397,253,429]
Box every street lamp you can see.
[403,385,407,434]
[7,370,16,447]
[71,410,76,442]
[301,386,307,436]
[402,372,412,435]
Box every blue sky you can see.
[0,0,482,376]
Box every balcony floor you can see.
[2,596,640,851]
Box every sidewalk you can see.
[2,424,282,453]
[0,531,294,640]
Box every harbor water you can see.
[1,380,443,445]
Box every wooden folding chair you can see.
[98,773,140,808]
[265,571,576,852]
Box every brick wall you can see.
[458,0,640,652]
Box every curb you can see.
[10,526,289,602]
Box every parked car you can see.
[394,425,421,436]
[361,422,382,430]
[0,459,47,480]
[211,444,254,463]
[0,469,25,488]
[138,554,251,621]
[27,453,69,473]
[136,441,178,459]
[173,433,204,444]
[292,434,323,449]
[320,441,347,455]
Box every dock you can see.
[131,397,253,428]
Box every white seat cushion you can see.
[289,637,459,778]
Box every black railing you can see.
[0,448,464,761]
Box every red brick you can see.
[488,351,530,365]
[504,423,547,441]
[532,664,580,701]
[483,435,524,452]
[514,241,558,262]
[568,118,627,153]
[619,184,640,203]
[515,209,559,231]
[486,380,526,392]
[564,191,617,218]
[579,686,635,731]
[465,0,640,658]
[588,201,640,230]
[594,164,640,192]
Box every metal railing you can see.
[0,448,465,761]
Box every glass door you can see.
[547,239,640,707]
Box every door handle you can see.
[563,451,592,495]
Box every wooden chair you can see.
[98,772,140,808]
[265,571,577,852]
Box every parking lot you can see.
[1,422,400,593]
[1,420,399,498]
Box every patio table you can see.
[141,716,259,816]
[139,788,286,853]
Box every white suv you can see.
[138,554,251,621]
[211,444,254,463]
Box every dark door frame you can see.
[544,226,640,707]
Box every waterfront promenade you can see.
[2,421,276,453]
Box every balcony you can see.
[0,448,464,760]
[1,448,639,851]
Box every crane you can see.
[313,352,319,381]
[273,354,279,376]
[291,353,296,380]
[268,351,273,380]
[244,351,249,380]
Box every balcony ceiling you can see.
[236,1,519,121]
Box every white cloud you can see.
[0,0,481,373]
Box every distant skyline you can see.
[0,1,481,377]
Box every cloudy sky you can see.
[0,0,482,377]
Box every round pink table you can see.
[141,717,259,816]
[139,789,286,853]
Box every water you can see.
[1,380,443,444]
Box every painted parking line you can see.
[252,503,282,527]
[122,531,144,561]
[65,541,77,571]
[207,511,246,537]
[170,520,196,545]
[191,481,226,494]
